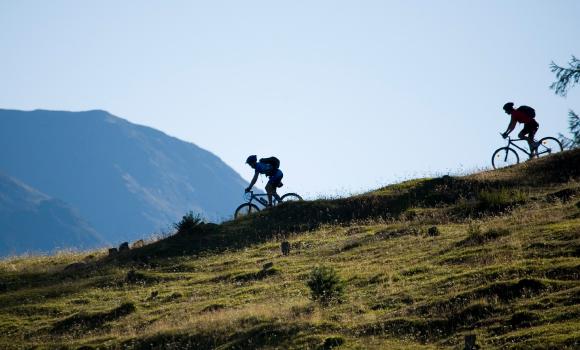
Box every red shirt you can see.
[511,108,534,124]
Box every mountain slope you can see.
[0,173,104,256]
[0,150,578,349]
[0,109,248,242]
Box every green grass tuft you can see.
[306,266,346,305]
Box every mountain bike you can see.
[491,133,563,169]
[234,190,303,219]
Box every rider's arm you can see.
[503,117,516,136]
[246,171,259,191]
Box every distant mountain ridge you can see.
[0,109,248,244]
[0,173,104,256]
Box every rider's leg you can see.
[266,171,283,205]
[529,120,539,148]
[519,124,535,157]
[265,183,274,206]
[272,171,283,203]
[272,187,281,202]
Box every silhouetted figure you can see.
[245,155,283,206]
[501,102,540,157]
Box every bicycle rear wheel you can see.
[234,203,260,219]
[536,137,563,158]
[280,193,303,202]
[491,147,519,169]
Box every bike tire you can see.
[536,137,563,158]
[280,193,303,202]
[234,203,260,219]
[491,147,519,169]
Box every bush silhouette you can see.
[306,266,345,305]
[174,211,204,234]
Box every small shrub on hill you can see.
[174,211,204,234]
[51,302,136,334]
[467,222,482,236]
[477,188,527,211]
[508,311,540,329]
[306,266,346,305]
[318,336,345,349]
[458,223,510,246]
[126,269,158,285]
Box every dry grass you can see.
[0,249,106,273]
[1,151,579,349]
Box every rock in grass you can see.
[262,262,274,270]
[427,226,440,237]
[147,290,159,300]
[281,241,291,255]
[108,248,118,256]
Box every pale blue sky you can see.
[1,1,579,197]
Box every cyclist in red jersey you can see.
[501,102,540,157]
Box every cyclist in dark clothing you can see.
[501,102,539,157]
[245,155,283,206]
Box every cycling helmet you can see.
[503,102,514,111]
[246,155,257,164]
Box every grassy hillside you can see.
[0,150,579,349]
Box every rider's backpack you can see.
[259,156,280,175]
[517,105,536,119]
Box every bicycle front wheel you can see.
[280,193,303,202]
[234,203,260,219]
[536,137,563,158]
[492,147,519,169]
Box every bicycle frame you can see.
[492,133,562,169]
[244,191,280,207]
[505,137,533,157]
[504,136,554,157]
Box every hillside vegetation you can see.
[0,150,579,349]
